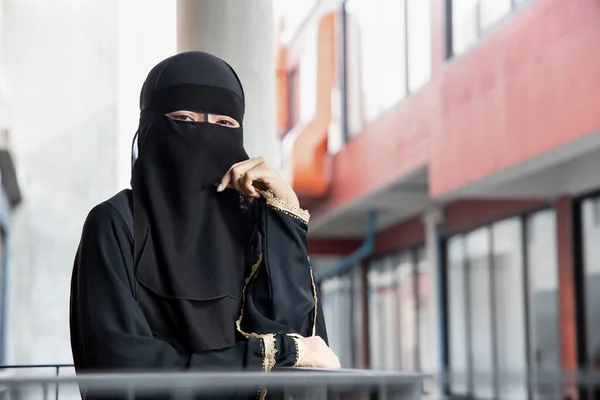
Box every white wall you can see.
[2,0,175,365]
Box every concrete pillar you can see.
[117,0,176,189]
[177,0,278,167]
[421,206,444,391]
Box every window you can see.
[450,0,524,57]
[320,264,363,368]
[446,210,560,399]
[416,248,435,375]
[298,24,318,125]
[479,0,511,32]
[368,255,402,370]
[492,218,527,399]
[447,236,468,394]
[526,209,560,397]
[346,0,406,126]
[321,274,354,368]
[465,227,494,399]
[451,0,478,56]
[367,247,427,371]
[397,254,416,371]
[407,0,432,92]
[581,196,600,374]
[345,0,431,136]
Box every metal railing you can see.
[0,364,74,400]
[0,365,427,400]
[2,365,600,400]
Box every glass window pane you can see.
[344,11,366,138]
[352,266,366,368]
[526,209,561,398]
[466,227,494,399]
[451,0,478,55]
[492,218,527,400]
[447,236,468,394]
[417,246,433,372]
[396,252,416,370]
[321,274,354,368]
[416,246,435,394]
[368,250,417,371]
[407,0,431,92]
[368,257,400,370]
[479,0,511,31]
[346,0,407,126]
[298,24,317,124]
[582,197,600,371]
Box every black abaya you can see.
[69,51,328,400]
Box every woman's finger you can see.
[242,165,270,198]
[217,157,265,192]
[242,174,260,198]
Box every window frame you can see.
[445,0,533,59]
[340,0,431,141]
[365,244,427,371]
[443,205,558,400]
[572,188,600,400]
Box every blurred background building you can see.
[276,0,600,399]
[0,0,599,399]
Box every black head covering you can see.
[131,51,255,352]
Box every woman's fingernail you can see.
[217,184,224,192]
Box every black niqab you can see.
[131,51,255,352]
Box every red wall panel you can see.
[371,216,425,256]
[309,85,435,222]
[444,199,547,234]
[431,0,600,197]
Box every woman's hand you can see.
[217,156,300,208]
[298,336,341,369]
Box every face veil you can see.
[131,51,255,352]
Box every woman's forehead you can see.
[141,51,244,106]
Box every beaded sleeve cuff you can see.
[259,189,310,225]
[290,336,307,367]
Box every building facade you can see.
[277,0,600,398]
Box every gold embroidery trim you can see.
[237,252,320,373]
[290,336,307,367]
[259,189,310,225]
[235,254,278,373]
[309,267,318,337]
[258,388,268,400]
[262,334,277,372]
[235,255,262,338]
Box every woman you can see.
[69,51,339,398]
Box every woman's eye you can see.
[216,119,235,127]
[167,113,195,122]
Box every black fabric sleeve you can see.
[70,203,297,373]
[241,200,329,345]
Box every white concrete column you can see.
[421,206,444,390]
[117,0,177,189]
[177,0,278,166]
